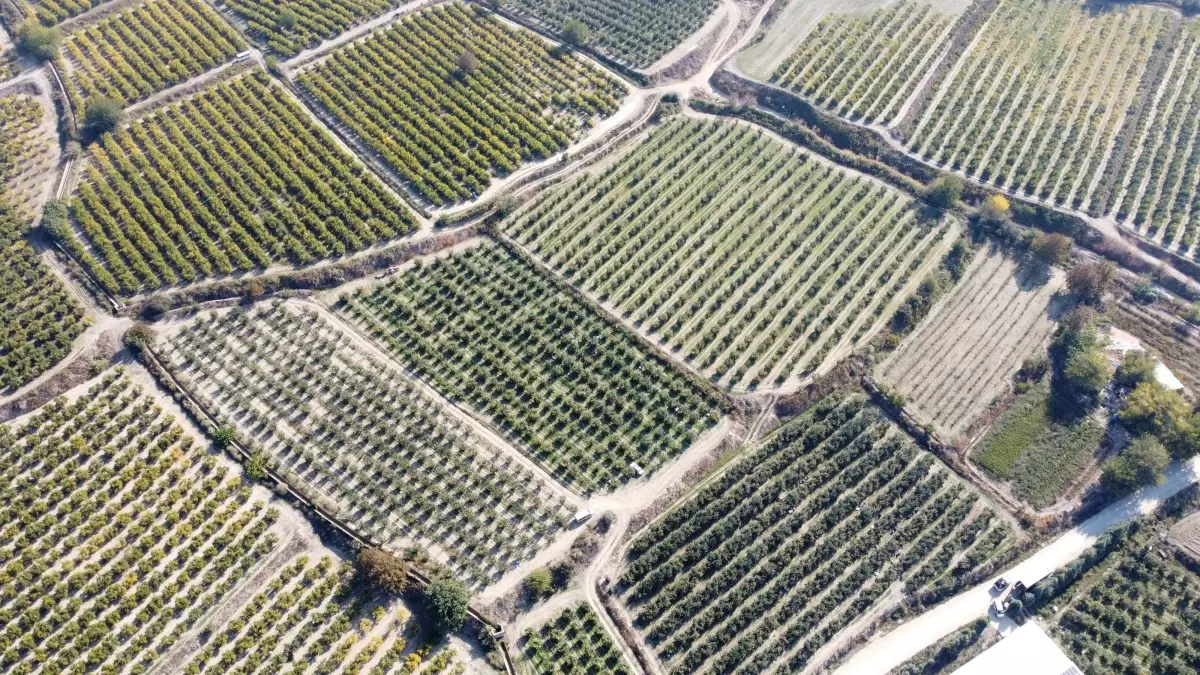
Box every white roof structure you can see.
[1154,363,1185,392]
[1104,337,1144,355]
[952,623,1082,675]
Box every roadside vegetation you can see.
[907,0,1168,212]
[160,302,572,588]
[507,118,958,391]
[296,2,625,205]
[618,393,1013,674]
[60,72,415,295]
[340,243,723,493]
[771,1,954,125]
[62,0,243,109]
[498,0,717,68]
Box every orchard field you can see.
[1048,527,1200,674]
[771,1,955,125]
[297,2,625,205]
[64,72,415,295]
[340,242,723,494]
[618,394,1013,675]
[876,248,1066,442]
[0,365,488,674]
[498,0,719,68]
[63,0,243,108]
[1112,20,1200,257]
[181,557,470,675]
[506,118,959,391]
[522,604,633,675]
[0,370,284,673]
[0,198,85,392]
[159,301,573,589]
[0,51,17,82]
[25,0,111,25]
[222,0,398,55]
[0,92,57,217]
[907,0,1168,212]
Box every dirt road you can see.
[833,453,1200,675]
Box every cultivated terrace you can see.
[3,0,1200,674]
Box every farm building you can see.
[952,623,1081,675]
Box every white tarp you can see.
[1154,363,1185,391]
[952,623,1081,675]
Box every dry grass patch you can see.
[876,246,1066,442]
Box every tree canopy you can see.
[1113,351,1156,388]
[562,18,591,46]
[1066,262,1115,304]
[927,175,963,209]
[358,547,409,594]
[277,8,299,30]
[524,568,553,599]
[980,193,1010,222]
[1101,436,1170,495]
[83,97,124,140]
[425,577,470,634]
[1030,233,1072,266]
[17,22,61,62]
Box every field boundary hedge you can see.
[123,227,477,318]
[709,70,938,189]
[703,74,1200,296]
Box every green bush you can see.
[926,176,963,209]
[83,97,124,140]
[562,17,591,45]
[524,568,553,599]
[1101,436,1170,496]
[16,22,61,62]
[425,578,469,634]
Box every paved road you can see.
[834,454,1200,675]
